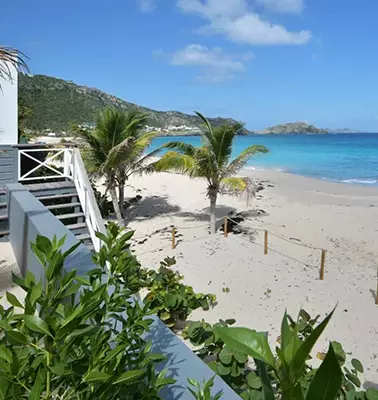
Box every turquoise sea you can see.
[150,133,378,186]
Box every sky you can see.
[2,0,378,131]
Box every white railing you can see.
[18,148,72,181]
[18,147,106,252]
[68,148,106,251]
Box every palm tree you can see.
[154,112,268,234]
[76,107,159,226]
[0,46,28,85]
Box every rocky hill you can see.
[18,74,250,134]
[259,122,329,134]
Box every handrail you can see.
[69,149,106,251]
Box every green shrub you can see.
[0,227,174,399]
[144,257,216,329]
[188,376,223,400]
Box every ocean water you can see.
[149,133,378,186]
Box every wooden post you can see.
[171,227,176,249]
[376,268,378,305]
[264,230,268,255]
[224,217,228,238]
[320,249,326,280]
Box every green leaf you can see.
[366,388,378,400]
[255,358,275,400]
[215,326,275,367]
[50,363,65,375]
[351,358,364,373]
[29,372,43,400]
[0,375,10,399]
[83,370,111,383]
[36,235,52,254]
[30,282,43,306]
[5,292,24,309]
[5,331,27,345]
[291,307,335,381]
[217,363,231,376]
[246,371,262,389]
[113,369,144,384]
[11,273,27,290]
[57,234,67,248]
[331,341,346,364]
[219,346,233,365]
[24,315,52,337]
[0,346,12,363]
[306,343,342,400]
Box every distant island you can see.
[19,74,360,136]
[252,122,361,135]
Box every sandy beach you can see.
[111,169,378,385]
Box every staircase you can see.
[0,186,9,237]
[23,181,95,251]
[1,146,106,251]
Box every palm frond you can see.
[225,145,268,177]
[195,111,217,149]
[220,176,255,206]
[0,46,29,84]
[152,151,197,176]
[161,141,197,156]
[212,123,243,169]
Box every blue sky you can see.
[2,0,378,130]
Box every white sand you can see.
[115,170,378,385]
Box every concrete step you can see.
[36,192,78,202]
[57,212,85,221]
[66,222,87,231]
[46,202,81,210]
[76,233,91,242]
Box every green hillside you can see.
[19,74,248,133]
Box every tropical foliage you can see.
[0,46,28,86]
[184,309,378,400]
[75,107,159,226]
[144,256,216,329]
[0,226,174,399]
[154,112,268,233]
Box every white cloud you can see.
[138,0,156,13]
[177,0,311,45]
[256,0,304,13]
[169,44,249,83]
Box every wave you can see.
[322,177,378,185]
[244,166,286,172]
[341,178,378,185]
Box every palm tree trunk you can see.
[209,189,218,234]
[109,186,124,227]
[118,183,125,217]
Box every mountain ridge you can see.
[19,74,361,135]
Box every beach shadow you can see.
[175,205,237,223]
[369,289,377,302]
[126,196,181,222]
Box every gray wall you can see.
[0,146,18,189]
[6,183,239,400]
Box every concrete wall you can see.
[0,62,18,145]
[6,183,239,400]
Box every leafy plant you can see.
[215,308,378,400]
[188,376,223,400]
[183,319,263,399]
[0,224,174,399]
[144,257,216,329]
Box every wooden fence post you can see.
[376,268,378,305]
[320,249,326,280]
[264,230,268,255]
[224,217,228,238]
[171,227,176,249]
